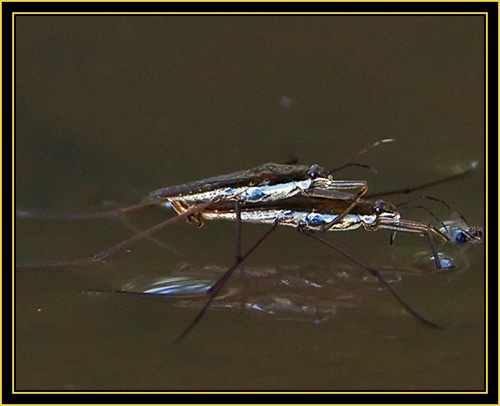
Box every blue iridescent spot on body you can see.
[241,187,265,201]
[281,210,295,221]
[219,188,235,198]
[305,213,326,226]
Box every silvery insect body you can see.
[148,161,460,267]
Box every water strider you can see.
[16,142,484,339]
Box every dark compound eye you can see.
[307,169,318,179]
[455,231,469,244]
[373,204,383,215]
[307,164,322,179]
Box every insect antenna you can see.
[392,194,483,246]
[389,213,446,249]
[328,138,394,175]
[329,162,379,175]
[300,230,440,328]
[399,197,478,239]
[396,194,453,212]
[393,195,452,237]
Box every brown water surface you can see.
[15,15,485,391]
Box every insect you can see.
[16,144,483,340]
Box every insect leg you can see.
[322,198,363,232]
[16,199,218,268]
[365,161,479,199]
[17,201,180,257]
[175,220,279,341]
[304,181,368,232]
[16,201,158,220]
[235,201,242,262]
[387,195,452,241]
[320,185,368,232]
[375,218,448,269]
[300,230,439,328]
[394,194,476,234]
[425,230,443,269]
[119,216,183,256]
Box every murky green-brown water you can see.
[15,15,485,391]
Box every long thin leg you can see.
[16,202,158,220]
[366,162,479,199]
[175,221,279,341]
[390,197,450,241]
[321,197,363,232]
[390,206,457,263]
[16,199,217,268]
[300,230,439,328]
[17,201,179,263]
[319,182,368,232]
[119,217,184,257]
[307,181,369,233]
[394,194,472,235]
[235,201,242,262]
[425,230,443,269]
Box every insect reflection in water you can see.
[110,262,405,324]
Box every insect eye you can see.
[373,205,383,215]
[455,231,469,244]
[307,169,318,179]
[307,165,321,179]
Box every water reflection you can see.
[101,257,463,324]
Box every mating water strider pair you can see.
[16,140,484,339]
